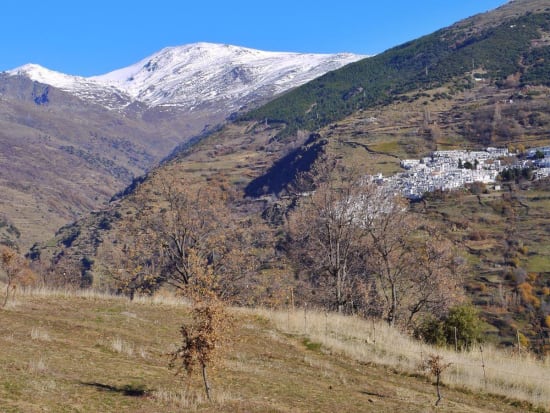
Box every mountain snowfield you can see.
[8,42,366,112]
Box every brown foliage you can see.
[288,161,464,326]
[48,257,89,289]
[101,229,165,299]
[468,229,488,241]
[287,165,373,313]
[401,230,465,327]
[111,174,260,302]
[421,354,451,406]
[1,245,37,307]
[365,200,464,328]
[518,282,541,309]
[169,299,233,401]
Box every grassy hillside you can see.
[1,287,548,412]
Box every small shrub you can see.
[303,338,322,352]
[518,283,541,308]
[415,317,446,347]
[444,305,483,350]
[110,337,134,356]
[98,216,112,230]
[509,256,521,268]
[60,227,80,248]
[28,358,47,374]
[416,305,483,350]
[170,301,232,401]
[1,246,38,307]
[468,182,487,195]
[518,331,530,349]
[31,327,50,341]
[468,230,488,241]
[421,354,451,406]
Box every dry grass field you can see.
[1,287,548,412]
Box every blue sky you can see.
[2,1,508,76]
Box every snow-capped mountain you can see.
[9,42,366,112]
[0,43,365,251]
[7,64,134,110]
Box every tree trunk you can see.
[201,363,212,402]
[3,281,11,308]
[337,273,343,314]
[388,284,397,327]
[435,374,442,406]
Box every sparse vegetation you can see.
[0,286,548,412]
[0,245,37,307]
[259,305,550,411]
[416,304,484,350]
[170,299,232,401]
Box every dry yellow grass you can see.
[1,285,547,412]
[252,307,550,410]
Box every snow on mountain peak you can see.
[8,43,367,111]
[9,64,90,89]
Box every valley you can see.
[0,44,362,250]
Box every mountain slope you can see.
[242,0,550,139]
[0,290,545,412]
[0,75,167,251]
[36,0,550,354]
[242,0,550,194]
[0,44,363,250]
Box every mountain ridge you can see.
[8,42,366,112]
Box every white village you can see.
[373,146,550,200]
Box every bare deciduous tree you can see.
[288,168,372,313]
[288,161,463,323]
[366,198,463,328]
[404,230,464,327]
[111,175,252,302]
[365,195,415,326]
[154,181,253,301]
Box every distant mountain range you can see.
[0,43,364,250]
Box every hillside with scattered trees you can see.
[2,2,550,410]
